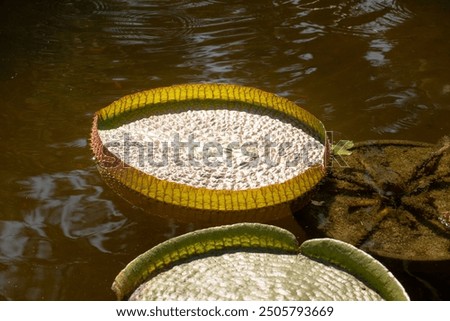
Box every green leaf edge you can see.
[112,223,299,300]
[299,238,410,301]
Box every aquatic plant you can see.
[303,137,450,260]
[112,223,409,301]
[91,84,328,223]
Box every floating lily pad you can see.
[91,84,328,223]
[112,223,409,301]
[302,138,450,261]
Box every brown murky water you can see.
[0,0,449,300]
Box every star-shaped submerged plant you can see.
[303,137,450,260]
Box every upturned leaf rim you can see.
[91,83,328,212]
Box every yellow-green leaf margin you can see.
[91,83,328,222]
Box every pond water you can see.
[0,0,449,300]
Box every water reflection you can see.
[18,169,126,249]
[0,168,124,299]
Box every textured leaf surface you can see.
[300,238,410,301]
[91,84,328,217]
[112,223,299,300]
[97,84,326,139]
[130,251,386,301]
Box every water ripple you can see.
[366,87,433,134]
[90,1,203,49]
[295,0,413,37]
[105,12,198,46]
[90,0,110,13]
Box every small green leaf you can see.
[332,140,354,156]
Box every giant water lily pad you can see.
[302,138,450,261]
[91,84,328,223]
[112,223,409,301]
